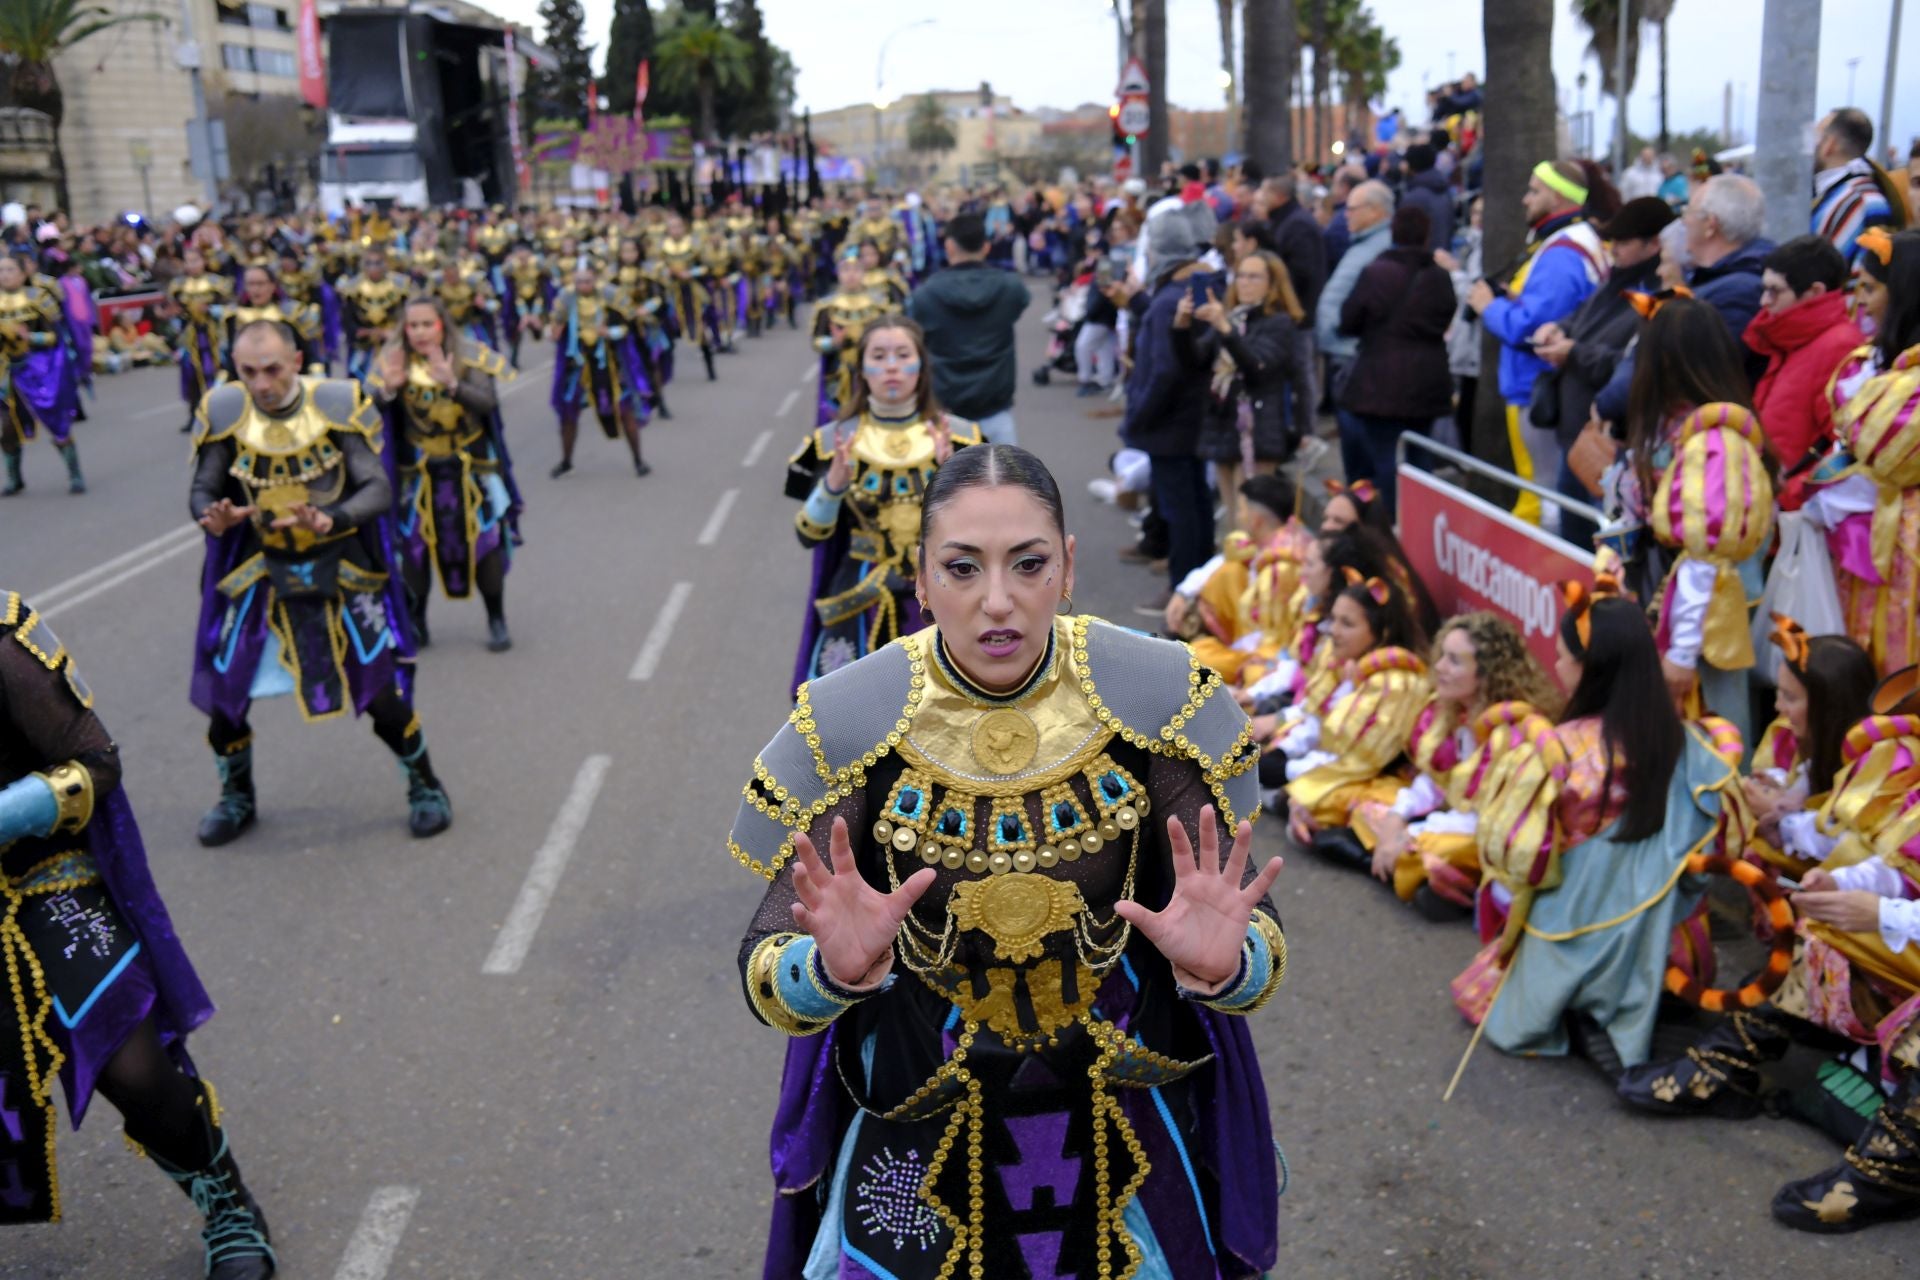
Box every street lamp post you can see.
[874,19,936,186]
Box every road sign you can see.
[1117,56,1149,97]
[1117,97,1150,137]
[1113,153,1133,180]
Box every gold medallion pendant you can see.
[262,421,296,451]
[971,707,1038,775]
[950,874,1084,963]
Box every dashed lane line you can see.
[627,581,694,682]
[777,388,800,418]
[332,1185,421,1280]
[698,489,740,547]
[482,754,614,976]
[741,429,775,468]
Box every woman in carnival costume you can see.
[169,243,232,432]
[731,443,1288,1278]
[547,258,653,479]
[0,253,85,495]
[785,316,977,689]
[368,295,522,654]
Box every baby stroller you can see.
[1032,273,1092,386]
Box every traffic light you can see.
[1110,103,1126,148]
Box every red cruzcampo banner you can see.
[1398,464,1593,673]
[297,0,326,109]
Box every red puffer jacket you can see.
[1744,289,1865,510]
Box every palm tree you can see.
[906,93,956,181]
[1243,0,1296,176]
[1472,0,1559,479]
[1646,0,1674,151]
[1142,0,1168,175]
[0,0,162,212]
[1307,0,1329,159]
[654,8,751,141]
[1573,0,1645,158]
[1332,6,1398,143]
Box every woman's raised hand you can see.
[1113,806,1283,993]
[790,817,935,989]
[824,426,854,493]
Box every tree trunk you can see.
[1218,0,1236,154]
[697,71,716,142]
[1309,0,1328,161]
[1244,0,1296,177]
[1657,17,1670,151]
[1472,0,1558,482]
[1143,0,1169,175]
[10,62,71,217]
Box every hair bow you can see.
[1341,572,1390,605]
[1325,478,1379,504]
[1857,227,1895,267]
[1558,572,1618,650]
[1625,284,1693,321]
[1771,612,1812,674]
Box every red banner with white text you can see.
[1397,465,1593,674]
[297,0,326,109]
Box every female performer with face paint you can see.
[784,316,977,689]
[731,444,1288,1279]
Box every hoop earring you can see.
[1060,593,1074,615]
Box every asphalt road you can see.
[5,298,1914,1279]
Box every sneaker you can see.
[1076,383,1101,398]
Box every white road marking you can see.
[482,755,614,976]
[741,429,775,468]
[627,581,693,681]
[698,488,740,546]
[30,524,201,607]
[35,529,204,620]
[776,388,800,418]
[332,1185,421,1280]
[800,361,817,383]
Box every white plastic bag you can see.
[1751,510,1847,684]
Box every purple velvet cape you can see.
[62,788,216,1125]
[758,1000,1279,1278]
[9,342,80,443]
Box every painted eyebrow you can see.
[938,538,1052,554]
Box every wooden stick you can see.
[1443,962,1511,1103]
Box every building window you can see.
[217,2,290,30]
[220,43,296,76]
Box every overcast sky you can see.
[488,0,1920,156]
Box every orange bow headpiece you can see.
[1858,227,1895,267]
[1770,612,1811,674]
[1324,478,1379,505]
[1340,566,1391,605]
[1625,284,1693,321]
[1559,569,1622,649]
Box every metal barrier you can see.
[1396,432,1606,531]
[92,289,166,335]
[1393,432,1599,670]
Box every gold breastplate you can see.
[228,393,348,552]
[401,358,476,447]
[0,289,37,359]
[353,279,403,326]
[231,302,289,328]
[576,295,604,346]
[438,283,475,319]
[176,275,225,323]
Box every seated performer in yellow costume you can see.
[1169,473,1312,686]
[1352,612,1560,917]
[1273,570,1431,849]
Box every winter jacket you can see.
[906,261,1031,419]
[1263,199,1329,312]
[1540,254,1663,447]
[1479,212,1606,406]
[1744,288,1865,509]
[1121,273,1212,457]
[1593,236,1774,423]
[1187,307,1298,463]
[1336,245,1458,421]
[1314,219,1391,361]
[1400,169,1456,253]
[1324,209,1352,272]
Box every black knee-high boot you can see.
[136,1082,277,1279]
